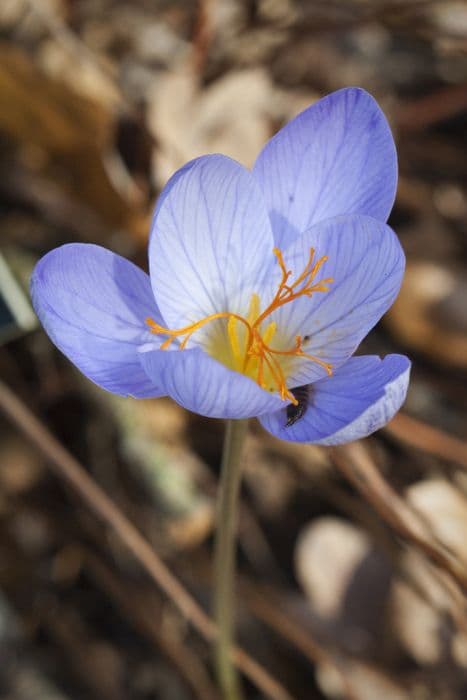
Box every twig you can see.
[0,379,295,700]
[330,442,467,593]
[330,443,467,641]
[385,413,467,470]
[293,448,467,643]
[244,585,361,700]
[86,551,220,700]
[397,84,467,133]
[43,599,126,700]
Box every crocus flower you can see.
[31,87,410,445]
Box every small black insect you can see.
[286,384,310,427]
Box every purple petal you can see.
[253,87,398,248]
[31,243,165,398]
[260,354,411,444]
[269,214,405,386]
[149,154,276,332]
[139,346,285,419]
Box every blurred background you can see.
[0,0,467,698]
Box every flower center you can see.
[146,247,333,405]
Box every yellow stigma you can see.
[146,247,334,404]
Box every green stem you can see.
[214,419,248,700]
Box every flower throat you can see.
[147,248,333,405]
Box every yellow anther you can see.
[146,246,334,402]
[247,293,261,324]
[227,316,241,367]
[262,321,277,346]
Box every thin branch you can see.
[0,379,295,700]
[85,551,220,700]
[330,442,467,594]
[385,413,467,470]
[244,584,361,700]
[397,84,467,133]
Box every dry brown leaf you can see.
[0,435,43,494]
[149,66,319,186]
[392,479,467,666]
[295,517,372,619]
[0,43,147,237]
[406,479,467,568]
[317,659,409,700]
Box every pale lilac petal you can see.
[253,87,397,248]
[260,354,410,444]
[268,214,405,386]
[149,154,276,332]
[139,345,285,419]
[31,243,165,398]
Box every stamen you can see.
[146,247,334,402]
[262,321,277,346]
[257,354,266,389]
[227,316,241,367]
[247,293,261,324]
[262,353,289,400]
